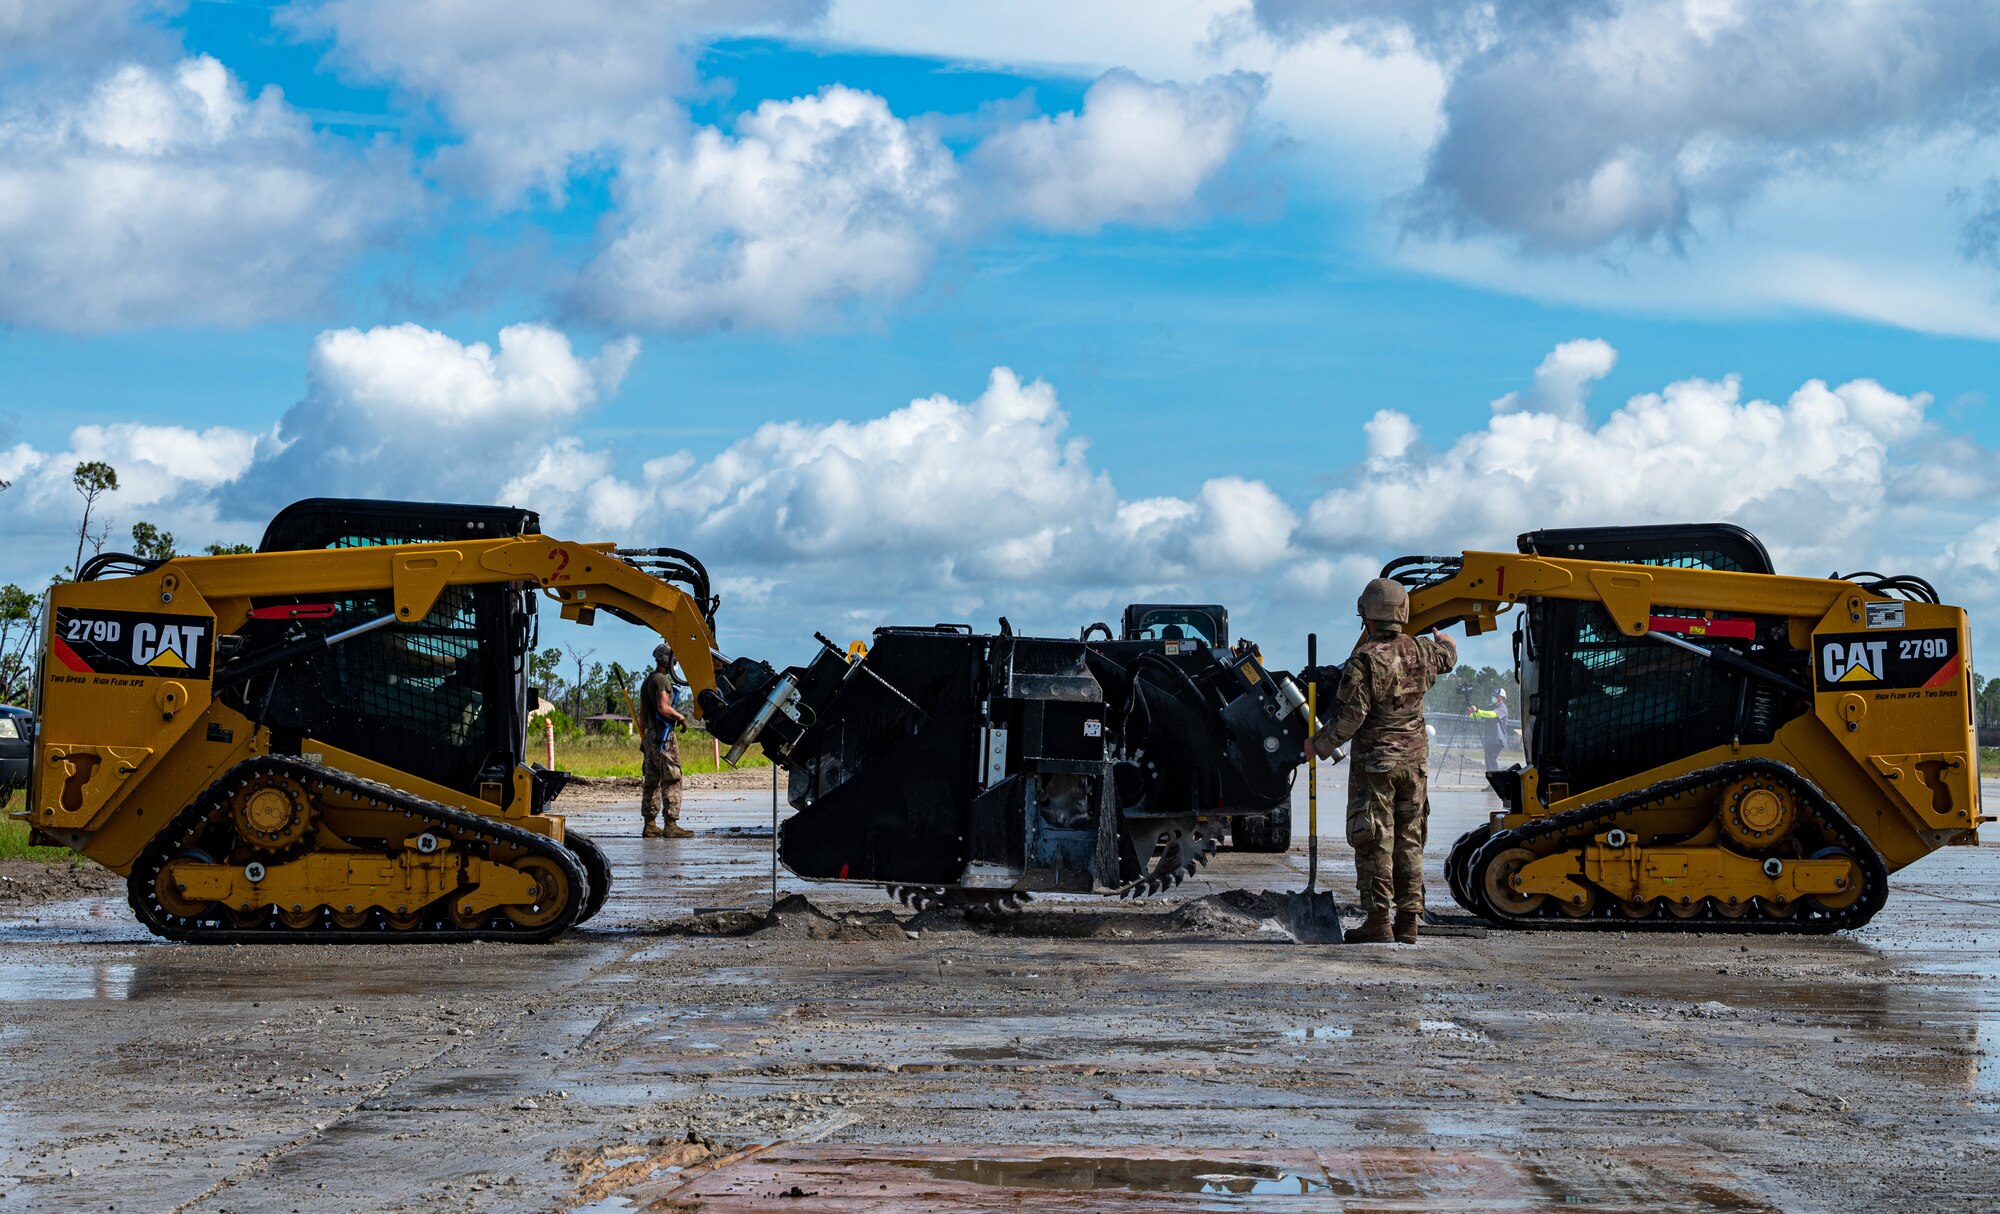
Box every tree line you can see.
[1425,664,1520,715]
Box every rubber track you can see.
[129,756,588,944]
[1461,758,1890,935]
[566,830,613,925]
[1445,822,1490,916]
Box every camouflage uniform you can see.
[1310,628,1457,916]
[640,668,684,829]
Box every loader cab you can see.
[230,499,543,804]
[1120,604,1229,650]
[1512,524,1802,797]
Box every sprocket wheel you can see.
[1717,776,1797,851]
[229,771,318,854]
[1119,816,1220,898]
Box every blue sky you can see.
[6,1,2000,670]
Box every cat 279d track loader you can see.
[1400,524,1983,933]
[28,499,726,943]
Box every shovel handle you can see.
[1306,632,1318,894]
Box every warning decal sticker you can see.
[1813,628,1959,692]
[52,608,213,679]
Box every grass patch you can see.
[543,729,770,779]
[1983,747,2000,777]
[0,790,79,863]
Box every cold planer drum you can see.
[703,623,1313,907]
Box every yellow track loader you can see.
[27,499,729,943]
[1404,524,1982,933]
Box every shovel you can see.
[1283,631,1344,943]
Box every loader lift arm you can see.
[187,535,721,703]
[1394,549,1856,644]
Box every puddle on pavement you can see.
[0,897,153,945]
[1281,1024,1352,1040]
[1978,1019,2000,1094]
[0,961,133,1000]
[1419,1018,1487,1042]
[889,1156,1337,1198]
[609,1136,1782,1210]
[943,1044,1053,1061]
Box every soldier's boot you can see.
[1393,911,1420,944]
[1344,912,1394,944]
[660,820,695,840]
[642,817,666,839]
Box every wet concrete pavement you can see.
[2,771,1997,1212]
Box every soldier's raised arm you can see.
[1310,651,1373,758]
[1421,628,1458,678]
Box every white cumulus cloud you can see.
[1253,0,2000,253]
[284,0,827,205]
[572,71,1270,331]
[970,70,1267,231]
[1491,338,1618,423]
[17,329,2000,672]
[0,54,411,331]
[0,1,166,75]
[0,420,264,575]
[575,86,963,332]
[239,322,640,508]
[1301,355,1934,579]
[515,366,1305,649]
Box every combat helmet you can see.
[1356,577,1410,627]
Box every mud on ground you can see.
[1,777,1997,1212]
[0,858,120,906]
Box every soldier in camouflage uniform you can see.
[1308,578,1458,943]
[640,644,692,839]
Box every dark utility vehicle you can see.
[0,704,30,798]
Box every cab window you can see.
[1130,610,1221,647]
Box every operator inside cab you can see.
[1306,578,1457,944]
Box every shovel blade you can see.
[1281,891,1343,944]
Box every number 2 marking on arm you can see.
[549,547,571,583]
